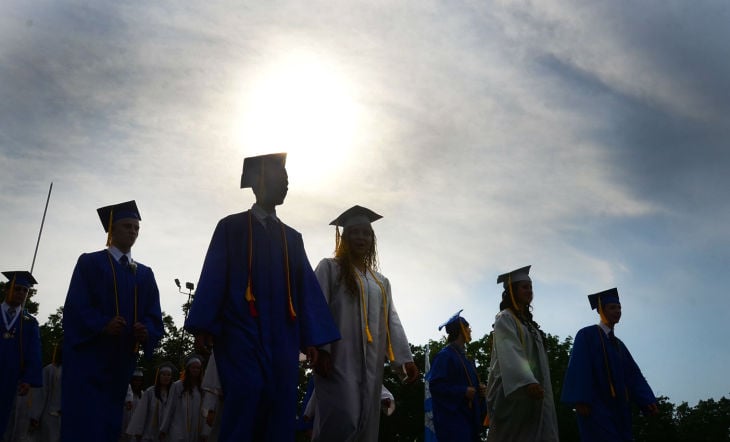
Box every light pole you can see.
[174,278,195,321]
[174,279,195,365]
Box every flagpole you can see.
[31,182,53,273]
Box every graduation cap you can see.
[131,367,144,378]
[185,353,203,367]
[329,205,382,229]
[240,153,287,188]
[2,271,37,288]
[438,309,466,331]
[588,288,620,310]
[496,265,531,288]
[438,309,472,342]
[96,200,141,232]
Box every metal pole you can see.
[31,182,53,273]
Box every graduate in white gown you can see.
[120,367,145,442]
[126,363,175,441]
[2,389,41,442]
[311,206,419,441]
[159,356,203,442]
[485,266,559,441]
[200,352,222,441]
[38,348,62,442]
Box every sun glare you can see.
[236,53,360,187]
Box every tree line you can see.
[5,282,728,442]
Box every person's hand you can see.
[104,316,127,336]
[158,431,166,440]
[403,361,419,383]
[575,402,591,416]
[125,401,133,411]
[206,410,216,427]
[478,383,488,398]
[465,386,477,400]
[313,349,333,378]
[194,333,214,356]
[644,402,659,416]
[305,346,319,367]
[17,382,30,396]
[133,322,148,343]
[29,418,39,429]
[525,383,544,400]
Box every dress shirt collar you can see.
[251,203,280,226]
[108,245,133,264]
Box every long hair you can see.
[499,283,546,346]
[181,364,202,394]
[334,226,379,295]
[154,370,173,401]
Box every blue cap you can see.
[2,271,37,288]
[240,153,287,188]
[438,309,466,332]
[96,200,141,232]
[588,288,620,310]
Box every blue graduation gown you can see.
[561,325,656,441]
[61,250,163,442]
[427,343,486,442]
[184,211,340,442]
[0,311,42,436]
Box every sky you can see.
[2,1,729,406]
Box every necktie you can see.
[120,255,129,266]
[7,307,16,320]
[265,216,277,231]
[608,330,619,349]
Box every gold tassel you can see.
[365,325,373,343]
[106,209,114,247]
[386,342,395,362]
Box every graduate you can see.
[561,288,658,441]
[485,266,559,441]
[427,310,487,442]
[311,205,419,441]
[199,352,223,441]
[125,362,176,441]
[0,271,42,438]
[121,367,145,442]
[184,153,340,441]
[61,201,164,441]
[159,355,203,442]
[38,343,63,442]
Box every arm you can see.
[139,267,163,357]
[492,312,538,397]
[428,350,470,402]
[184,219,231,337]
[63,254,112,347]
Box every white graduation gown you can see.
[159,380,202,442]
[486,309,559,441]
[312,258,413,442]
[125,386,168,442]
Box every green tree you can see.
[39,306,64,365]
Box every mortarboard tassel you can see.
[106,209,114,247]
[280,223,296,321]
[245,280,258,317]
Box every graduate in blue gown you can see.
[561,288,658,441]
[0,271,42,437]
[61,201,163,441]
[184,153,340,442]
[427,310,487,442]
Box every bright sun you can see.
[236,52,360,187]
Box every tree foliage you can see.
[24,284,729,442]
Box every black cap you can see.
[96,201,141,232]
[2,271,37,288]
[329,205,382,228]
[240,153,287,188]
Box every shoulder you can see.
[316,258,338,270]
[370,269,389,285]
[22,313,39,325]
[494,309,516,323]
[76,250,107,264]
